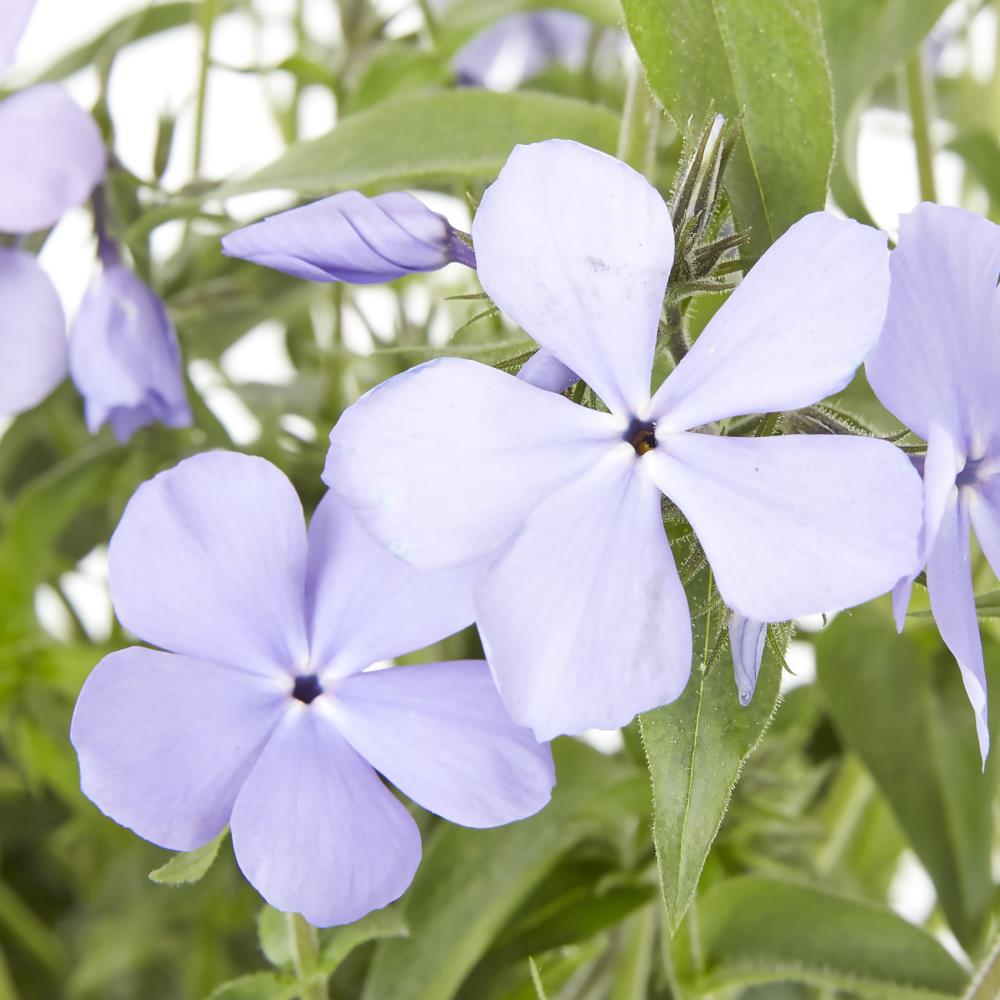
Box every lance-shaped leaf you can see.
[360,741,647,1000]
[687,876,968,998]
[621,0,834,254]
[815,608,997,951]
[220,91,619,197]
[640,564,784,931]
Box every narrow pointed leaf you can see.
[149,830,227,886]
[621,0,834,254]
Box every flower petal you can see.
[69,260,191,442]
[0,0,34,73]
[646,433,923,621]
[968,476,1000,582]
[472,140,673,416]
[476,447,691,740]
[729,614,767,707]
[221,191,466,283]
[324,357,619,569]
[0,248,66,415]
[0,84,105,233]
[109,452,310,675]
[329,660,554,827]
[867,203,1000,450]
[230,706,421,926]
[927,493,990,763]
[71,647,284,851]
[305,491,476,676]
[517,349,577,393]
[651,214,889,430]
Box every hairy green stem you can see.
[617,59,659,180]
[904,49,938,203]
[966,934,1000,1000]
[192,0,219,178]
[286,912,328,1000]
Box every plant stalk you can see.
[904,48,938,203]
[286,912,328,1000]
[617,58,660,180]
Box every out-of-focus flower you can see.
[0,84,105,234]
[325,140,922,741]
[453,10,593,91]
[0,247,67,416]
[71,452,554,926]
[867,203,1000,763]
[68,244,191,442]
[0,0,106,416]
[222,190,475,283]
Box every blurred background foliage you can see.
[3,0,1000,997]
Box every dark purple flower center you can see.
[292,673,323,704]
[624,417,657,456]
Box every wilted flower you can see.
[866,202,1000,762]
[222,190,474,283]
[68,243,190,442]
[325,140,922,740]
[71,451,554,926]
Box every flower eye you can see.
[624,417,657,456]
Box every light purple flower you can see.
[453,10,593,91]
[222,191,475,284]
[71,451,554,926]
[68,246,191,442]
[866,203,1000,762]
[729,614,767,707]
[0,0,35,74]
[0,83,105,234]
[0,247,67,416]
[324,140,923,740]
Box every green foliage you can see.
[223,90,620,197]
[149,831,228,886]
[687,876,968,997]
[622,0,835,254]
[815,609,997,951]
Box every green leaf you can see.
[257,907,293,970]
[25,3,224,85]
[205,972,298,1000]
[820,0,950,222]
[622,0,834,253]
[965,934,1000,1000]
[220,90,619,197]
[0,444,124,643]
[641,569,784,931]
[948,133,1000,212]
[690,876,968,998]
[815,609,995,949]
[360,740,647,1000]
[148,830,227,886]
[319,904,408,974]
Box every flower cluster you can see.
[0,0,189,439]
[66,130,1000,927]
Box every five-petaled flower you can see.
[71,451,554,926]
[325,139,923,741]
[867,202,1000,763]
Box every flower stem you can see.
[968,934,1000,999]
[617,58,659,181]
[286,912,328,1000]
[904,48,938,203]
[415,0,439,46]
[192,0,219,179]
